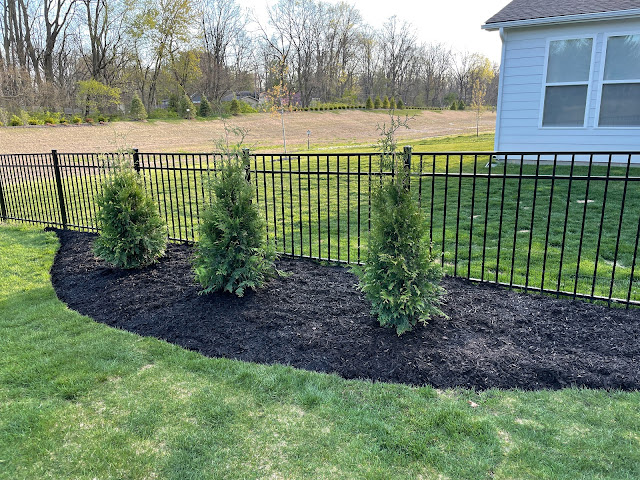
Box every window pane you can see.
[547,38,593,83]
[542,85,588,127]
[604,35,640,81]
[599,83,640,126]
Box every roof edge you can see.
[482,8,640,31]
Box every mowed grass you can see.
[1,224,640,479]
[2,132,640,301]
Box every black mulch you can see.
[48,229,640,391]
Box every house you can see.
[220,91,260,108]
[483,0,640,160]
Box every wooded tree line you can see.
[0,0,498,114]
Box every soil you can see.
[0,110,495,154]
[49,229,640,391]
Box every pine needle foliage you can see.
[94,155,166,269]
[396,98,404,109]
[193,127,277,296]
[374,96,381,109]
[365,96,373,109]
[356,114,444,335]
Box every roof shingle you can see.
[486,0,640,25]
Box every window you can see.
[542,38,593,127]
[599,35,640,127]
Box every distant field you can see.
[0,109,496,154]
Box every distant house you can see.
[220,91,260,108]
[483,0,640,157]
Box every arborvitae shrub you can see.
[450,100,458,110]
[382,96,390,109]
[374,96,381,109]
[389,97,397,109]
[94,157,167,269]
[10,115,23,126]
[457,99,465,110]
[179,94,195,118]
[358,171,444,334]
[397,98,405,109]
[198,94,212,117]
[168,94,180,112]
[193,155,277,296]
[229,98,241,115]
[130,93,147,120]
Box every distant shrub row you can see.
[0,108,118,127]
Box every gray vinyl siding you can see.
[495,18,640,155]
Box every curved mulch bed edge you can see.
[48,229,640,391]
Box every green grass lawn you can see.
[1,224,640,479]
[2,133,639,302]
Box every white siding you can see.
[495,18,640,157]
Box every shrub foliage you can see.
[130,93,147,121]
[356,115,444,334]
[94,157,167,269]
[198,94,212,117]
[193,134,277,296]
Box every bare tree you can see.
[42,0,77,84]
[200,0,247,101]
[78,0,130,85]
[379,16,417,99]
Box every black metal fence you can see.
[1,148,640,307]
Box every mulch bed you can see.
[48,229,640,391]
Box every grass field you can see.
[0,109,496,154]
[1,224,640,479]
[2,133,639,303]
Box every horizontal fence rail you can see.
[2,149,640,307]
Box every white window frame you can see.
[539,35,596,129]
[596,31,640,129]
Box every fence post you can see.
[242,148,250,183]
[133,148,140,173]
[51,149,67,229]
[403,145,412,190]
[0,164,7,221]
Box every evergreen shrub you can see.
[374,96,381,109]
[359,175,444,334]
[130,93,148,120]
[179,94,196,119]
[10,115,23,126]
[382,96,390,109]
[193,151,277,296]
[229,98,241,115]
[397,99,404,109]
[356,116,444,335]
[94,157,167,269]
[198,94,212,117]
[389,97,397,109]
